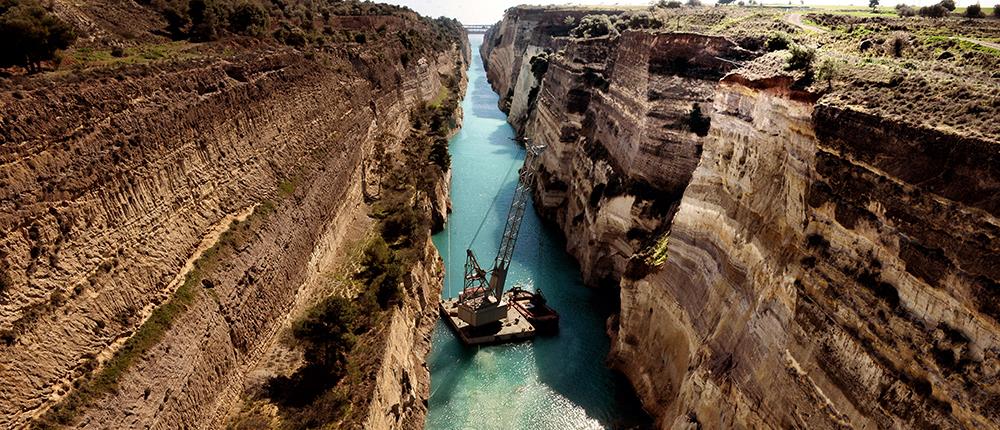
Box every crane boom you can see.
[456,142,546,327]
[488,144,544,299]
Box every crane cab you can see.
[439,142,558,346]
[456,295,508,327]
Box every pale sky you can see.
[380,0,976,25]
[381,1,646,25]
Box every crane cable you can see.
[447,207,452,298]
[467,156,520,249]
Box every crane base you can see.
[440,297,537,346]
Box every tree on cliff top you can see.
[965,3,984,17]
[785,43,815,71]
[918,3,948,16]
[571,14,618,38]
[816,58,838,89]
[0,0,76,72]
[228,1,269,36]
[615,11,663,31]
[655,0,682,7]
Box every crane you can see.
[456,142,547,327]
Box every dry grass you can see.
[631,6,1000,142]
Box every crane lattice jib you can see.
[489,144,546,298]
[464,249,489,292]
[491,153,539,271]
[460,143,546,307]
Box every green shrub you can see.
[965,3,984,17]
[0,0,76,71]
[995,4,999,17]
[356,237,406,308]
[429,138,450,170]
[381,206,425,246]
[656,0,682,8]
[371,263,403,309]
[786,44,815,71]
[163,6,189,39]
[291,296,358,364]
[187,0,229,42]
[895,4,917,16]
[766,31,791,51]
[275,23,307,47]
[688,103,711,136]
[816,58,837,88]
[529,52,549,79]
[228,1,268,36]
[267,295,359,407]
[141,0,462,52]
[571,14,618,38]
[615,11,663,31]
[919,3,948,16]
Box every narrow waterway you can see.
[426,34,650,430]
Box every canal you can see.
[426,34,650,430]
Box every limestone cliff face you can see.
[0,25,468,430]
[481,6,624,132]
[362,65,468,430]
[485,8,1000,429]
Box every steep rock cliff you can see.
[485,8,1000,429]
[0,13,469,429]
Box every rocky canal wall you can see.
[0,15,468,429]
[484,7,1000,429]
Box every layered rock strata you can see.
[0,25,468,430]
[485,8,1000,429]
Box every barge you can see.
[508,287,559,334]
[440,287,559,346]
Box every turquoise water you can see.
[426,34,650,430]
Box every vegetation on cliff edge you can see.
[241,79,461,430]
[0,0,75,71]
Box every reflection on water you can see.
[426,34,651,430]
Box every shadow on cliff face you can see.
[470,71,507,118]
[470,77,506,118]
[481,190,653,428]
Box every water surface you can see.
[427,34,650,430]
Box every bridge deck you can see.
[464,25,492,34]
